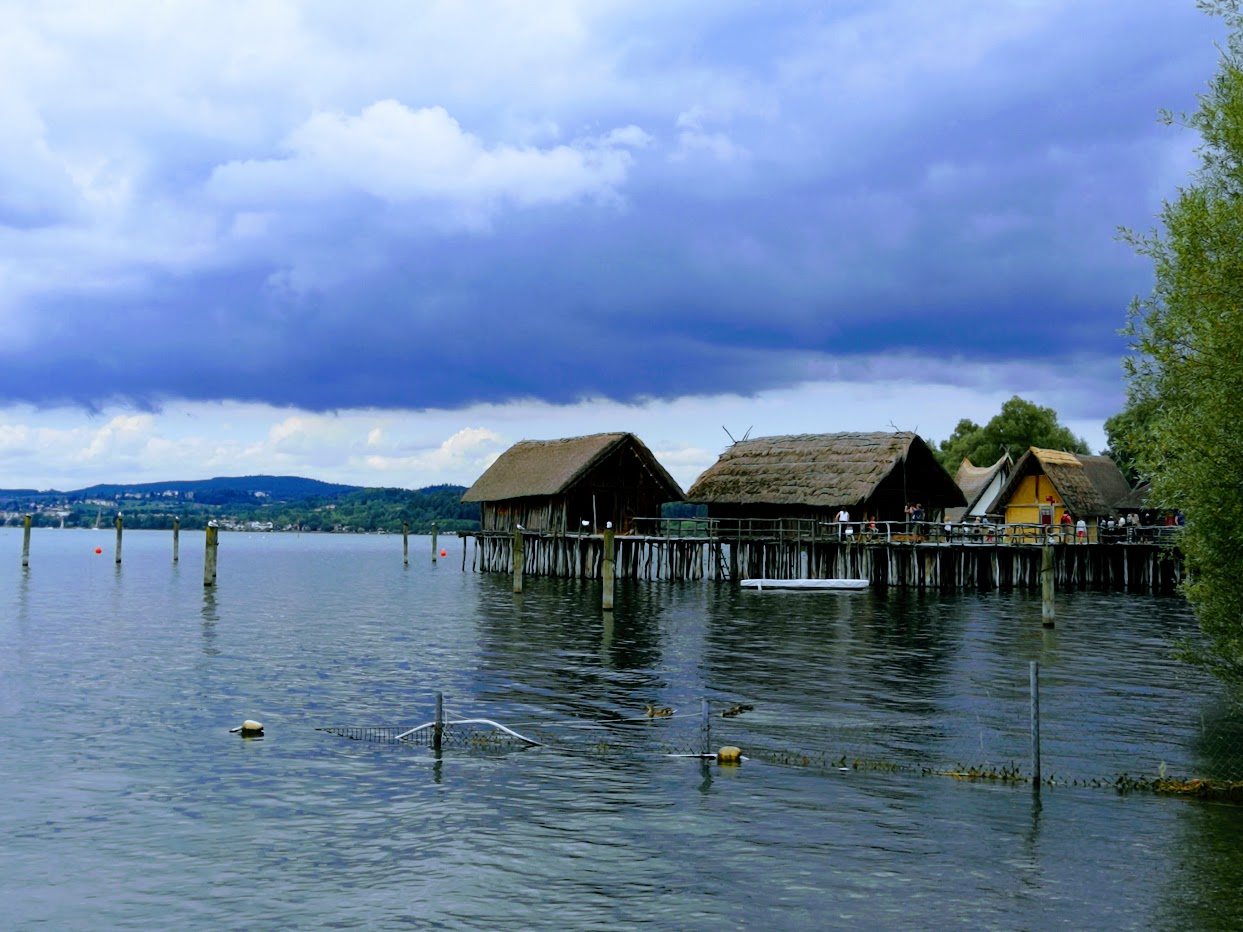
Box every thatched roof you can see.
[1114,481,1151,511]
[1078,455,1132,511]
[686,431,964,508]
[461,432,684,503]
[987,447,1131,518]
[953,453,1011,514]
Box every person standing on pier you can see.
[836,507,851,540]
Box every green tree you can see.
[1120,0,1243,682]
[1102,395,1159,485]
[935,396,1090,471]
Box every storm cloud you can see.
[0,0,1221,419]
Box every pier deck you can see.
[468,523,1183,594]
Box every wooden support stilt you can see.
[512,526,524,593]
[204,523,219,587]
[602,529,615,610]
[1041,542,1055,627]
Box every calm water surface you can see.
[3,529,1242,929]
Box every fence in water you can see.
[318,669,1243,797]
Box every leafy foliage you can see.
[1102,396,1159,485]
[1120,0,1243,682]
[935,396,1090,471]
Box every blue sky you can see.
[0,1,1223,491]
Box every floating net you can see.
[318,702,721,759]
[317,718,544,750]
[315,678,1243,799]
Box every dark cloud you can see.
[0,1,1223,415]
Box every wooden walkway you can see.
[468,531,1183,594]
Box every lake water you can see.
[3,528,1243,929]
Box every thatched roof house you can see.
[686,431,965,522]
[1114,481,1151,513]
[945,453,1011,523]
[461,432,685,534]
[1078,455,1133,512]
[986,447,1131,529]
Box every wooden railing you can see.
[625,517,1183,545]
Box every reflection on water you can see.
[0,529,1239,929]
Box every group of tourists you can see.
[1057,510,1088,542]
[829,505,1185,544]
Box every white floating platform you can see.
[740,578,869,591]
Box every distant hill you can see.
[3,475,362,503]
[0,477,479,534]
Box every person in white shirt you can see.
[836,508,850,540]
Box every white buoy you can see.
[230,720,264,737]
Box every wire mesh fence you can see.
[318,672,1243,797]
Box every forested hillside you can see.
[1,481,479,533]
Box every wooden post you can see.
[1041,542,1055,627]
[432,522,438,563]
[602,527,616,611]
[115,514,124,565]
[433,692,444,753]
[172,516,180,563]
[402,522,409,566]
[700,698,711,757]
[21,514,31,567]
[204,523,219,587]
[1030,660,1042,785]
[512,526,524,593]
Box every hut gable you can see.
[946,453,1011,522]
[461,432,684,533]
[686,431,965,520]
[987,447,1131,520]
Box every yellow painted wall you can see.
[1004,473,1070,542]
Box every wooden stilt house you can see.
[985,447,1131,540]
[686,431,965,524]
[460,432,685,534]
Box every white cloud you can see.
[75,414,157,463]
[208,100,647,224]
[0,364,1111,493]
[671,106,747,163]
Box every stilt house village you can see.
[461,430,1178,592]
